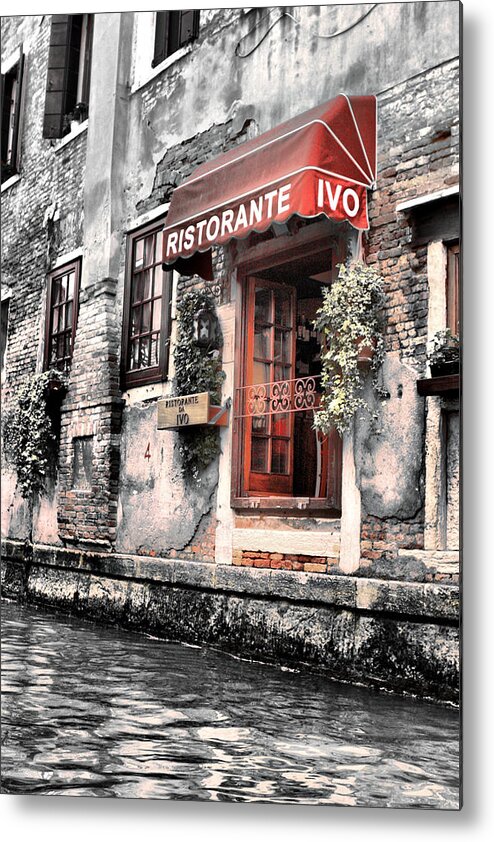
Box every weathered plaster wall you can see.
[356,353,425,519]
[124,3,459,211]
[115,401,218,560]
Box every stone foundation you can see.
[1,538,459,703]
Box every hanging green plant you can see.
[173,288,225,480]
[313,260,386,436]
[2,368,68,499]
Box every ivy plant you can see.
[313,260,386,436]
[173,288,225,480]
[2,369,68,500]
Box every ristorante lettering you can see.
[165,183,292,259]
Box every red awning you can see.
[163,94,377,280]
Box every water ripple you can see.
[1,600,460,807]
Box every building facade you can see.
[1,4,461,701]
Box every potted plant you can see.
[312,260,386,436]
[427,329,460,377]
[64,102,89,134]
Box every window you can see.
[446,241,459,336]
[121,220,173,389]
[43,14,93,139]
[1,50,24,183]
[233,229,343,511]
[44,260,81,371]
[152,10,200,66]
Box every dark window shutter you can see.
[43,15,73,139]
[10,52,24,171]
[179,10,200,47]
[1,73,8,166]
[152,12,170,67]
[80,14,93,105]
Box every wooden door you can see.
[244,278,296,495]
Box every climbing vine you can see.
[173,288,225,480]
[313,261,386,436]
[2,369,68,499]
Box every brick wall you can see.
[1,17,87,402]
[361,59,460,562]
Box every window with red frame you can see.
[44,259,81,371]
[121,220,173,389]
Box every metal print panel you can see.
[1,2,461,809]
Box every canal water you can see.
[1,599,460,807]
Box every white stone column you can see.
[339,427,361,573]
[214,299,236,565]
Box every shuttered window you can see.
[152,10,200,67]
[43,14,93,139]
[44,260,81,372]
[1,50,24,183]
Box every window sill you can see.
[1,172,21,193]
[122,380,171,405]
[54,120,88,152]
[416,373,460,397]
[232,496,341,517]
[130,43,193,95]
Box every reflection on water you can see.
[1,600,460,807]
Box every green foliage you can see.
[313,261,386,436]
[2,369,68,500]
[173,288,225,480]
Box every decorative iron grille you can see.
[235,374,322,419]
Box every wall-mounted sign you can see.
[157,392,229,430]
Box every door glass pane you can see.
[274,289,291,326]
[272,412,289,437]
[255,288,271,324]
[252,360,270,385]
[254,326,270,359]
[251,414,268,433]
[251,437,268,472]
[271,439,289,474]
[274,328,291,364]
